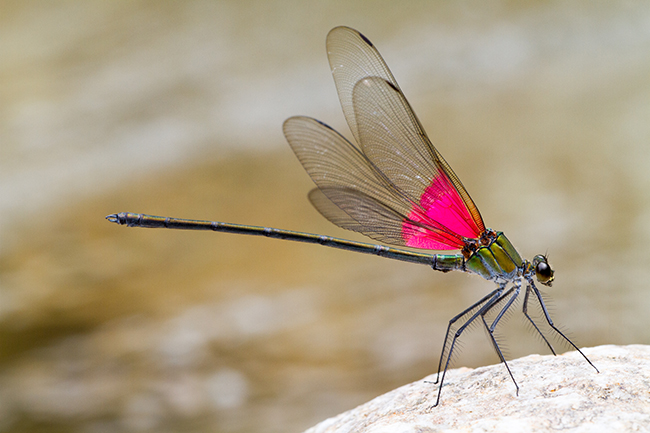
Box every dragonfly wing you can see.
[284,116,466,250]
[283,116,400,211]
[326,26,401,145]
[308,188,408,245]
[307,188,364,231]
[326,27,485,243]
[309,188,467,249]
[352,76,485,241]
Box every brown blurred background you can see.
[2,1,649,432]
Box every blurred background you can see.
[2,1,650,432]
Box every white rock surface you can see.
[305,345,650,433]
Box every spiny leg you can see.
[481,284,521,395]
[526,279,599,373]
[434,287,502,384]
[522,282,557,355]
[429,288,504,408]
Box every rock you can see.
[304,345,650,433]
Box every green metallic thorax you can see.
[466,232,523,282]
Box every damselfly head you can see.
[532,254,554,286]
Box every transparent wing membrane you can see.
[285,26,485,249]
[326,26,402,145]
[284,116,469,249]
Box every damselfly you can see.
[107,26,598,407]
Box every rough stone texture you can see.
[305,345,650,433]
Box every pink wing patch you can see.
[403,173,483,250]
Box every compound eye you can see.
[532,254,554,286]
